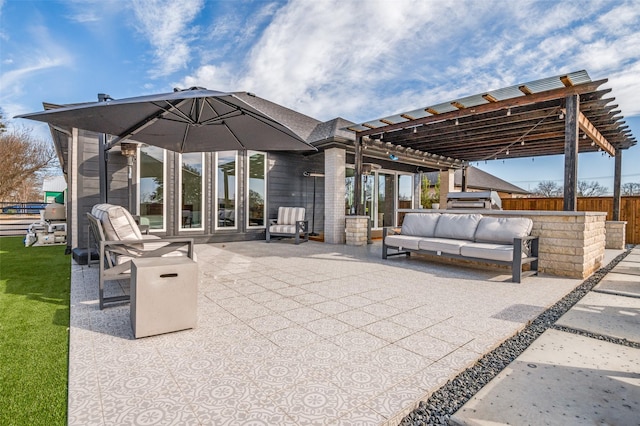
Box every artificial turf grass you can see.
[0,236,70,426]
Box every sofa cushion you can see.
[401,213,440,237]
[385,234,423,251]
[474,217,533,245]
[460,242,524,262]
[277,207,305,225]
[91,204,142,241]
[433,214,482,241]
[269,224,302,235]
[418,237,469,255]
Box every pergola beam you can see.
[576,111,616,156]
[351,79,608,137]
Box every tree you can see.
[622,182,640,196]
[421,174,440,208]
[0,119,57,201]
[577,180,608,197]
[533,180,562,197]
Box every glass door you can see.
[376,172,395,228]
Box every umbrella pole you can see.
[98,132,108,204]
[97,93,111,204]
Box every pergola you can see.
[347,70,636,219]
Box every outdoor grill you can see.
[446,191,502,210]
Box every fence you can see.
[501,196,640,244]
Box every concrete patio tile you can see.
[593,271,640,298]
[333,309,379,328]
[68,240,597,425]
[247,313,294,334]
[361,319,415,343]
[329,403,387,426]
[268,325,318,348]
[330,329,388,352]
[305,317,354,338]
[360,301,403,318]
[281,306,324,324]
[313,300,351,315]
[450,330,640,426]
[555,291,640,343]
[422,321,477,346]
[261,297,304,312]
[396,330,458,362]
[271,379,352,425]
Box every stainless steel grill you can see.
[446,191,502,210]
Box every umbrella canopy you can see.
[16,88,316,153]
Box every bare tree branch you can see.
[0,125,57,201]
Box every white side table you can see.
[130,257,198,338]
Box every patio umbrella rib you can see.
[106,98,191,149]
[221,120,247,150]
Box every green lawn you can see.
[0,236,70,426]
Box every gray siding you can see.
[267,152,325,233]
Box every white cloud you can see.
[175,64,234,92]
[0,24,73,119]
[130,0,204,77]
[177,0,640,126]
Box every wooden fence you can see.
[501,196,640,244]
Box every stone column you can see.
[324,148,346,244]
[345,216,369,246]
[439,169,456,207]
[605,221,626,250]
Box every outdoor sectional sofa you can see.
[382,213,539,282]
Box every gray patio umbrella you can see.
[16,87,316,153]
[17,87,316,204]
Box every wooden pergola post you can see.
[613,149,622,220]
[354,134,364,215]
[563,94,579,211]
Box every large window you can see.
[138,145,165,230]
[247,151,266,227]
[180,153,204,230]
[216,151,237,229]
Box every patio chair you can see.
[266,207,308,245]
[87,203,195,309]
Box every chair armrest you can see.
[102,237,195,259]
[383,227,402,237]
[269,218,278,226]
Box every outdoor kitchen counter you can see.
[399,209,608,279]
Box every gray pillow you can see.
[474,217,533,244]
[434,213,482,241]
[401,213,441,237]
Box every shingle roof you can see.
[425,166,529,194]
[233,92,321,142]
[308,117,355,144]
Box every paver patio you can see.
[68,240,585,425]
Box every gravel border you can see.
[398,246,635,426]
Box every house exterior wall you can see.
[68,131,324,249]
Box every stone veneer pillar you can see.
[324,148,346,244]
[605,221,626,250]
[439,169,456,207]
[345,216,369,246]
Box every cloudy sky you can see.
[1,0,639,192]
